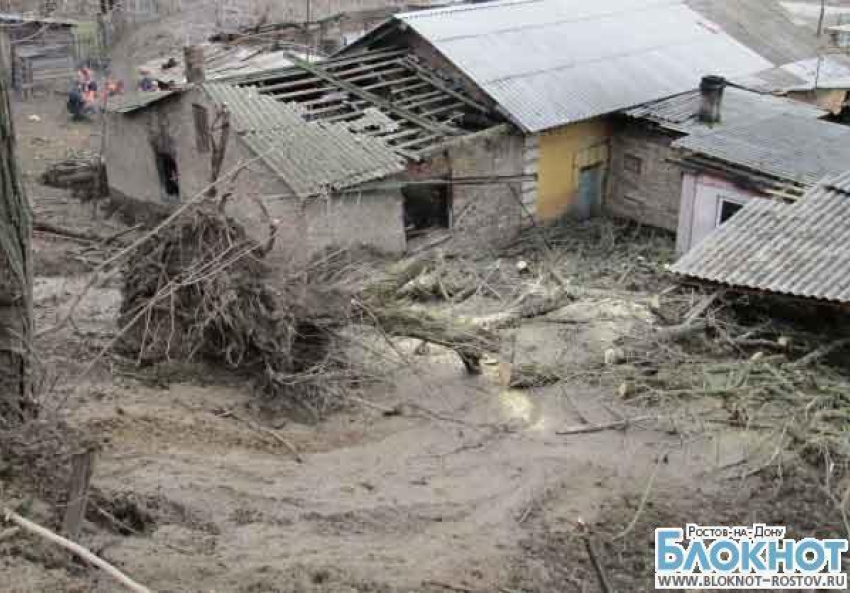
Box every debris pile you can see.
[118,206,500,413]
[607,291,850,473]
[119,205,353,413]
[41,153,107,201]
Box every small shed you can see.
[671,172,850,306]
[0,13,100,95]
[671,114,850,253]
[609,85,827,235]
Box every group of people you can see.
[67,66,159,120]
[67,67,124,119]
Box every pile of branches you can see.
[119,205,354,413]
[118,205,500,414]
[608,290,850,474]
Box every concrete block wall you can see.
[606,120,684,232]
[107,89,406,265]
[447,129,525,251]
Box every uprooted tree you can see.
[117,204,501,416]
[0,41,35,425]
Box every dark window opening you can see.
[718,200,743,225]
[403,184,450,237]
[155,151,180,198]
[192,104,210,153]
[624,153,643,175]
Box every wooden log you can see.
[473,285,575,329]
[34,221,111,243]
[368,303,498,374]
[3,508,153,593]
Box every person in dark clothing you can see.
[67,84,86,120]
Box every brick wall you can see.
[607,120,684,232]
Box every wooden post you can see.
[62,449,96,541]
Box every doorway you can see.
[576,163,604,220]
[402,184,450,237]
[154,151,179,200]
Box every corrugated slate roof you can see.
[105,90,179,113]
[393,0,771,132]
[672,115,850,185]
[204,84,404,198]
[136,44,303,87]
[826,170,850,193]
[625,86,826,133]
[671,180,850,303]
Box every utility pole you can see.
[0,38,34,425]
[305,0,312,61]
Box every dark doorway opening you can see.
[155,151,180,199]
[403,184,450,237]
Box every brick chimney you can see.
[698,75,726,124]
[184,45,206,85]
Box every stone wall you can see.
[607,120,684,232]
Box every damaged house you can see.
[609,80,829,245]
[671,170,850,305]
[340,0,775,222]
[734,55,850,117]
[105,47,520,257]
[671,112,850,253]
[107,0,829,256]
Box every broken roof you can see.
[672,114,850,187]
[625,86,826,133]
[204,83,405,199]
[135,43,305,87]
[671,176,850,304]
[223,48,497,159]
[105,90,180,114]
[735,55,850,93]
[346,0,772,132]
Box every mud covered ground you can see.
[2,92,848,593]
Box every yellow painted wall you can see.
[536,117,612,221]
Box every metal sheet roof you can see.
[735,55,850,92]
[684,0,820,65]
[826,170,850,193]
[136,44,304,87]
[672,115,850,185]
[394,0,772,132]
[625,86,826,133]
[204,84,404,198]
[671,181,850,303]
[105,90,179,113]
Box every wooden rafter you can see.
[286,55,461,136]
[399,57,490,114]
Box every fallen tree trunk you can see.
[366,303,498,374]
[33,221,113,244]
[473,285,575,329]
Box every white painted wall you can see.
[676,172,763,254]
